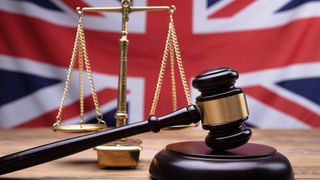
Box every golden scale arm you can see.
[82,0,172,128]
[79,0,175,168]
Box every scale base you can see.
[94,138,142,168]
[149,141,293,180]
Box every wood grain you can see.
[0,128,319,179]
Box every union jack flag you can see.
[0,0,319,128]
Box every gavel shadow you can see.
[57,159,97,166]
[59,159,143,170]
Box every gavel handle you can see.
[0,105,200,175]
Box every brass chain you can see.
[54,17,82,126]
[54,12,105,126]
[169,19,192,105]
[149,6,191,116]
[79,20,105,124]
[169,37,177,111]
[149,23,171,116]
[78,22,85,125]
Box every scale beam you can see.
[80,1,175,128]
[81,6,171,13]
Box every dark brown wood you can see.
[0,105,200,175]
[150,142,294,180]
[192,67,252,150]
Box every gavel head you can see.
[192,67,252,150]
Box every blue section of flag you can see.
[276,0,320,13]
[207,0,222,8]
[277,78,320,105]
[0,70,61,106]
[12,0,63,12]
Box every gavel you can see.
[0,67,251,175]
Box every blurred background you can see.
[0,0,319,129]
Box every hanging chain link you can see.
[54,11,105,126]
[169,18,192,106]
[149,6,191,116]
[149,22,172,116]
[169,36,177,111]
[78,20,105,124]
[54,17,82,126]
[78,19,85,125]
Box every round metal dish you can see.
[52,124,106,133]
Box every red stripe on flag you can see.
[16,88,118,127]
[245,86,320,127]
[208,0,255,18]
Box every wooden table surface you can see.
[0,128,319,179]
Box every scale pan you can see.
[53,124,106,133]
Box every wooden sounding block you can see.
[150,142,294,180]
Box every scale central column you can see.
[115,0,130,127]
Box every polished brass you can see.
[198,93,249,126]
[53,10,106,133]
[94,139,142,168]
[82,6,170,13]
[52,124,106,133]
[170,40,177,111]
[149,7,192,116]
[114,0,130,127]
[81,0,173,127]
[79,0,174,167]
